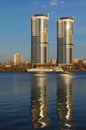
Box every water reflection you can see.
[57,73,75,129]
[30,73,50,129]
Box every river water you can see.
[0,72,86,130]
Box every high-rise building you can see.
[14,52,23,65]
[31,14,49,64]
[57,17,74,66]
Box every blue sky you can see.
[0,0,86,62]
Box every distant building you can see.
[57,17,74,66]
[82,59,86,64]
[73,58,79,64]
[49,59,57,65]
[14,52,23,65]
[31,14,49,64]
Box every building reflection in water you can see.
[57,73,75,129]
[31,73,50,129]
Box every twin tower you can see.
[31,14,74,66]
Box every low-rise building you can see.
[49,59,57,65]
[82,59,86,64]
[73,58,79,64]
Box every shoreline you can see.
[0,70,86,73]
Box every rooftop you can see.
[59,17,74,20]
[34,14,49,17]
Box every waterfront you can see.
[0,72,86,129]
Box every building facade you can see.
[31,14,49,64]
[14,52,23,65]
[57,17,74,66]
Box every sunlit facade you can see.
[14,52,23,65]
[31,14,49,64]
[57,17,74,66]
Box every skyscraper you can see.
[57,17,74,66]
[31,14,49,64]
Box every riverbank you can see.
[0,68,86,72]
[0,64,86,72]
